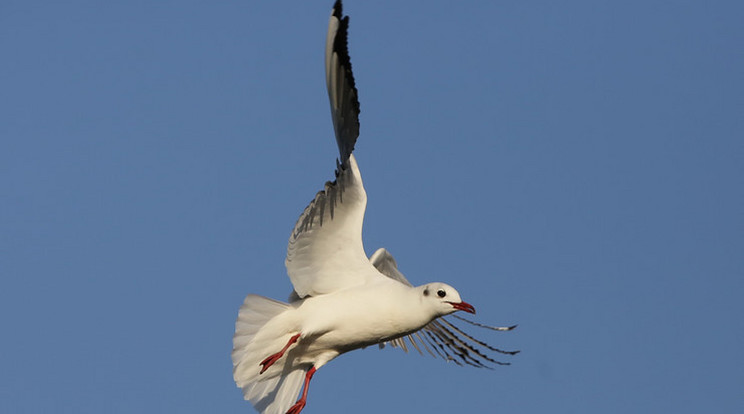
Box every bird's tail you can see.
[232,294,306,414]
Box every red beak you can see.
[449,301,476,314]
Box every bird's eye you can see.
[423,288,429,296]
[437,289,446,298]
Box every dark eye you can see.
[437,289,446,298]
[423,288,429,296]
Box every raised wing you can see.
[326,0,360,165]
[285,1,375,298]
[370,248,520,368]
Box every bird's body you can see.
[233,277,470,414]
[296,281,431,351]
[243,278,444,372]
[232,2,516,413]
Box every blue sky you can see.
[2,1,742,413]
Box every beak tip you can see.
[452,301,476,314]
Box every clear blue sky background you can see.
[2,1,742,413]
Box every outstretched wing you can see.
[285,1,377,298]
[370,248,519,368]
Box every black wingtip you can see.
[334,17,354,90]
[332,0,343,18]
[328,0,360,165]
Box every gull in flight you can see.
[232,2,518,413]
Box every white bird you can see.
[232,2,517,413]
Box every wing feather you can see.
[370,248,518,367]
[326,0,360,165]
[285,2,374,298]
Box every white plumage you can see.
[232,2,517,413]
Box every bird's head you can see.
[420,283,475,316]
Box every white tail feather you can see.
[232,294,305,414]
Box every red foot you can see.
[285,366,316,414]
[286,399,306,414]
[259,333,300,374]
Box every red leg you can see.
[286,366,317,414]
[259,333,301,374]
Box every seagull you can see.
[232,2,518,413]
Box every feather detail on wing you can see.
[285,2,373,298]
[326,0,360,166]
[370,248,520,367]
[286,156,374,298]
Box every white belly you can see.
[294,283,432,356]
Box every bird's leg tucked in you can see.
[259,333,301,374]
[286,366,317,414]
